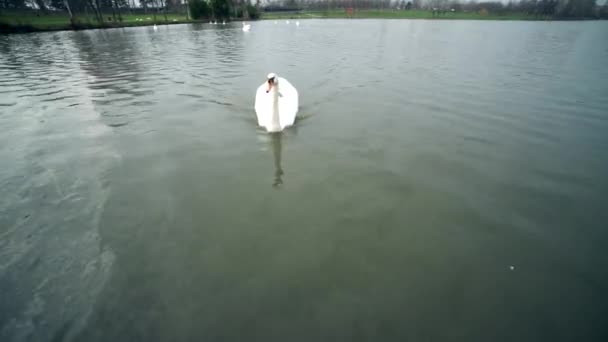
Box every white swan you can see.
[295,21,300,26]
[153,24,158,30]
[255,73,298,132]
[242,22,251,32]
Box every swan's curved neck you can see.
[270,84,280,130]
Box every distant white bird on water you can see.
[153,24,157,30]
[222,20,226,25]
[255,73,299,133]
[242,22,251,32]
[286,20,290,24]
[295,21,300,26]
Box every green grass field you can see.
[262,9,533,21]
[0,12,191,32]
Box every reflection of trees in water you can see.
[0,36,22,67]
[71,29,143,89]
[71,30,147,127]
[206,27,246,101]
[0,31,128,342]
[0,36,23,93]
[0,34,69,88]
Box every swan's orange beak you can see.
[266,78,274,93]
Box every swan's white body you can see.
[255,74,298,132]
[242,22,251,31]
[295,21,300,26]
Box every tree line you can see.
[264,0,608,19]
[0,0,261,22]
[1,0,606,20]
[0,0,172,23]
[188,0,260,20]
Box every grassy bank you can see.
[262,9,537,21]
[0,13,192,33]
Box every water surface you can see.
[1,20,608,342]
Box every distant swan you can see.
[242,22,251,31]
[255,73,298,132]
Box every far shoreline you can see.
[1,10,605,35]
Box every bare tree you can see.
[63,0,73,22]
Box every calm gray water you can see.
[1,19,608,342]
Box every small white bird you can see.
[295,21,300,26]
[242,22,251,32]
[153,24,157,30]
[222,20,226,25]
[286,20,290,24]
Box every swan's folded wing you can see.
[277,78,299,129]
[254,83,272,127]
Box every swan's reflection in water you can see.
[257,121,299,188]
[270,132,283,187]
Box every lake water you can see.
[1,19,607,342]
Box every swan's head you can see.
[266,73,278,93]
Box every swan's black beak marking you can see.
[266,77,275,93]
